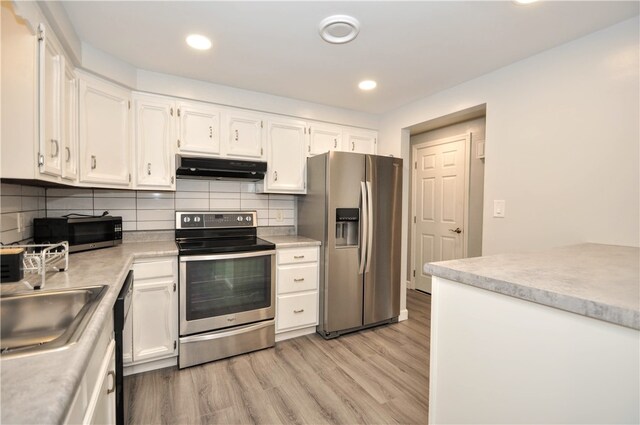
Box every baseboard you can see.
[407,279,415,290]
[124,356,177,376]
[399,309,409,322]
[275,326,316,342]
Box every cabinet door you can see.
[177,102,220,155]
[222,111,264,159]
[84,339,116,425]
[132,279,177,363]
[79,74,131,186]
[38,24,63,177]
[308,123,342,156]
[134,95,175,189]
[265,118,307,193]
[343,128,377,155]
[62,64,78,181]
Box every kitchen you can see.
[1,1,639,424]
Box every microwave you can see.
[34,216,123,253]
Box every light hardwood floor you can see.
[124,290,431,424]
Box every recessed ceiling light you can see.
[358,80,377,91]
[186,34,212,50]
[319,15,360,44]
[513,0,538,4]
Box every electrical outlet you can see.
[276,210,284,222]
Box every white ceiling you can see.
[62,1,639,115]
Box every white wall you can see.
[378,18,639,310]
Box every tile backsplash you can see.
[1,179,296,244]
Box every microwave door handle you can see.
[359,181,367,275]
[365,181,374,273]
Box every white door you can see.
[265,118,307,193]
[134,95,175,189]
[177,102,220,155]
[38,24,63,177]
[132,279,177,363]
[222,111,264,159]
[343,128,377,154]
[62,64,78,181]
[78,73,131,186]
[308,123,342,156]
[413,134,469,293]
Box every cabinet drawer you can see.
[278,264,317,294]
[277,247,318,265]
[277,292,318,332]
[133,258,175,280]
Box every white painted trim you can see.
[275,326,316,342]
[399,308,409,322]
[123,356,177,376]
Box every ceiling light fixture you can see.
[186,34,212,50]
[319,15,360,44]
[513,0,538,4]
[358,80,377,91]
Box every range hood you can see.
[176,156,267,181]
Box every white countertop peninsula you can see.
[424,243,639,424]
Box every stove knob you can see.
[237,216,243,222]
[194,216,201,223]
[184,217,191,223]
[245,216,251,222]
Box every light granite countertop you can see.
[260,235,321,248]
[1,241,178,425]
[424,243,640,330]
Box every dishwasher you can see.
[114,270,133,425]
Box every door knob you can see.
[449,227,462,234]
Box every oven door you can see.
[179,250,276,335]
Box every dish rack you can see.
[14,242,69,289]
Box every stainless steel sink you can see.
[1,285,108,358]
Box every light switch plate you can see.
[493,200,506,218]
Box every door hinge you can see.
[260,147,263,156]
[177,108,181,117]
[37,153,45,166]
[414,162,417,169]
[170,107,174,117]
[304,127,307,135]
[260,120,263,128]
[128,173,131,183]
[173,340,177,350]
[413,216,416,223]
[413,270,416,278]
[307,145,310,153]
[374,138,377,144]
[177,139,181,148]
[171,176,175,184]
[128,100,131,110]
[37,24,45,42]
[173,282,176,292]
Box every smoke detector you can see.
[319,15,360,44]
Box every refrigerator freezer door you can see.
[363,155,402,325]
[325,152,366,334]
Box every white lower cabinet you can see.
[123,257,178,375]
[275,246,319,341]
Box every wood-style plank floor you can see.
[124,290,431,424]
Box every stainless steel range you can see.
[175,211,276,369]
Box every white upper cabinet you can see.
[308,123,342,156]
[343,128,377,155]
[133,94,176,189]
[222,110,264,160]
[38,24,64,178]
[78,72,132,187]
[61,63,78,181]
[265,117,307,193]
[177,101,221,156]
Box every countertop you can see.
[261,235,321,248]
[424,243,640,330]
[1,241,178,424]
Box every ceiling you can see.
[62,1,639,115]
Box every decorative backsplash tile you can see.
[0,179,297,244]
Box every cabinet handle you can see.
[334,139,337,149]
[293,309,304,314]
[293,255,305,259]
[50,139,59,157]
[352,141,355,151]
[170,107,174,116]
[274,170,278,181]
[91,155,97,169]
[147,163,151,175]
[65,147,71,162]
[293,278,305,282]
[107,371,115,394]
[234,129,239,141]
[209,126,213,139]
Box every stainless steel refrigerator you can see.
[298,151,402,338]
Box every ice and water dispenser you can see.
[335,208,359,247]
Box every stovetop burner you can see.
[175,211,275,255]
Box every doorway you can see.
[409,115,485,294]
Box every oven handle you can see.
[180,319,274,344]
[179,250,276,262]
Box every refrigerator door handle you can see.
[359,181,368,275]
[365,181,374,273]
